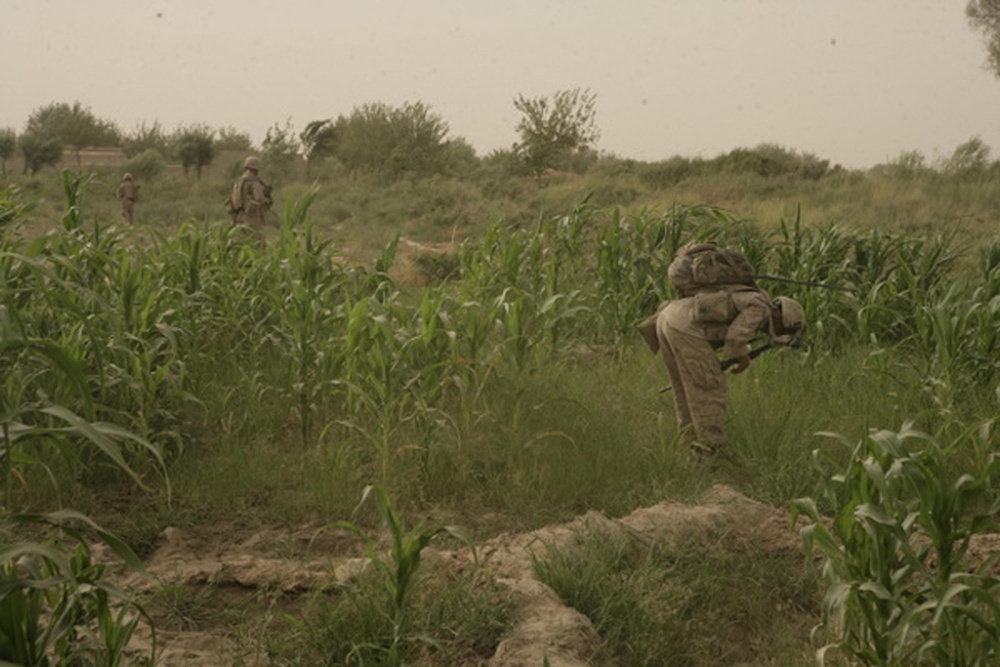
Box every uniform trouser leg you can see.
[662,327,727,451]
[657,334,695,443]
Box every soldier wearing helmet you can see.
[226,155,272,239]
[638,246,805,461]
[115,173,140,224]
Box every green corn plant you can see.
[0,185,36,232]
[333,294,416,479]
[492,287,536,370]
[1,304,169,506]
[595,211,656,348]
[60,170,93,234]
[979,239,1000,298]
[792,422,1000,666]
[0,510,155,666]
[270,191,339,446]
[334,485,475,666]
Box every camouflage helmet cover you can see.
[771,296,805,343]
[123,173,133,181]
[243,156,260,170]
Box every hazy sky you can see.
[5,0,1000,169]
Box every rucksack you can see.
[224,178,249,219]
[667,242,756,296]
[230,179,245,211]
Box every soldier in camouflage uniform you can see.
[656,291,804,458]
[228,156,272,239]
[115,173,140,224]
[639,244,805,460]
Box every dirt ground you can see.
[112,485,818,666]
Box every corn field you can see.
[2,182,999,496]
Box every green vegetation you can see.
[1,116,999,664]
[534,530,820,666]
[0,510,153,664]
[23,101,121,170]
[793,425,1000,665]
[513,87,600,179]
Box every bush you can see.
[122,149,166,182]
[636,156,706,189]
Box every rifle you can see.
[720,342,775,371]
[658,342,777,393]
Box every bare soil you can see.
[111,485,815,666]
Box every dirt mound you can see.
[113,485,811,665]
[389,237,461,286]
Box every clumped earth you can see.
[112,485,819,666]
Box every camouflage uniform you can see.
[115,174,140,224]
[654,288,772,454]
[230,156,271,237]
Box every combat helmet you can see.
[770,296,805,344]
[243,156,260,170]
[123,173,133,181]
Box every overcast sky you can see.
[4,0,1000,169]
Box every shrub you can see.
[122,148,166,182]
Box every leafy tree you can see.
[23,101,120,169]
[873,150,928,180]
[261,118,301,180]
[215,126,254,151]
[123,149,166,182]
[121,121,170,158]
[512,88,600,179]
[941,137,991,177]
[331,101,453,181]
[300,119,337,176]
[0,128,16,175]
[18,131,63,175]
[175,126,215,179]
[442,136,479,176]
[967,1,1000,76]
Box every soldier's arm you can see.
[722,292,771,359]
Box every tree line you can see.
[0,90,601,183]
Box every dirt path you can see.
[116,484,811,665]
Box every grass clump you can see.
[286,564,515,666]
[534,529,821,666]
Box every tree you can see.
[123,149,166,182]
[331,101,453,181]
[967,1,1000,76]
[512,88,600,179]
[23,101,120,169]
[941,137,991,177]
[300,119,337,176]
[175,127,215,179]
[19,131,63,175]
[261,119,301,180]
[215,126,254,151]
[122,122,170,159]
[0,128,16,175]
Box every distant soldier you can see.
[115,173,140,224]
[226,156,272,239]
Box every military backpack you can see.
[667,242,756,296]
